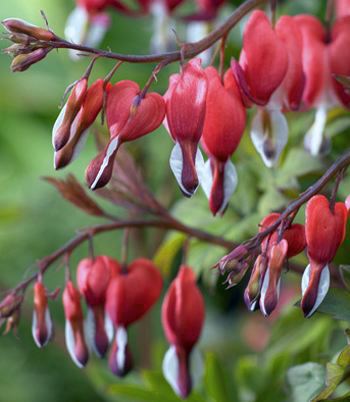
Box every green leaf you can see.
[204,352,235,402]
[317,288,350,322]
[311,363,344,402]
[153,232,185,277]
[287,363,326,402]
[108,384,174,402]
[258,187,288,216]
[337,344,350,369]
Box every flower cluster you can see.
[29,256,205,398]
[218,194,348,318]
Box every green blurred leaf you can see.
[287,363,326,402]
[311,363,344,402]
[317,288,350,322]
[153,232,185,277]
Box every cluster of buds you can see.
[2,18,57,72]
[19,255,205,398]
[218,193,348,318]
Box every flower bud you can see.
[62,281,89,368]
[32,280,53,348]
[162,266,205,398]
[2,18,56,41]
[11,48,50,72]
[164,59,208,197]
[106,258,162,377]
[216,244,248,274]
[244,254,267,311]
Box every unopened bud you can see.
[216,245,248,274]
[0,293,23,319]
[11,48,50,72]
[2,18,56,41]
[7,32,33,45]
[225,261,249,289]
[244,254,267,311]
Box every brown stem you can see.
[46,0,266,64]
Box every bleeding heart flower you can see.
[233,12,305,167]
[161,265,205,398]
[32,280,53,348]
[105,258,162,377]
[54,79,104,169]
[77,256,119,357]
[335,0,350,18]
[86,80,165,190]
[164,58,208,197]
[301,194,347,317]
[295,14,350,155]
[62,281,89,368]
[200,66,246,215]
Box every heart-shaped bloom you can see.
[301,195,347,317]
[62,281,89,368]
[54,79,104,169]
[200,66,246,215]
[77,256,119,357]
[105,258,162,377]
[162,265,205,398]
[164,58,208,197]
[86,80,165,190]
[233,12,304,167]
[295,14,350,155]
[336,0,350,18]
[32,280,53,348]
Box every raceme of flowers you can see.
[219,194,348,319]
[32,257,204,399]
[3,8,350,216]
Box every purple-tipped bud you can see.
[225,261,249,289]
[108,326,133,377]
[11,48,50,72]
[2,18,56,41]
[244,254,267,311]
[216,244,248,274]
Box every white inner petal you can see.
[105,313,114,343]
[115,326,128,371]
[52,104,67,148]
[162,345,181,397]
[199,159,212,199]
[218,160,238,215]
[190,347,204,389]
[250,108,288,168]
[85,21,108,49]
[301,264,330,318]
[64,7,89,45]
[65,320,84,368]
[45,307,53,346]
[84,308,98,356]
[304,106,328,156]
[259,267,270,317]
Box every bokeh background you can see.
[1,1,350,401]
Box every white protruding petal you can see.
[169,142,204,197]
[32,308,53,348]
[199,159,213,199]
[52,104,67,148]
[250,108,288,168]
[150,0,175,53]
[301,264,330,318]
[162,345,181,396]
[65,320,84,368]
[219,160,238,215]
[115,326,128,372]
[65,7,89,60]
[249,300,257,312]
[186,22,211,66]
[91,137,120,190]
[304,107,328,156]
[259,267,270,317]
[45,307,53,344]
[105,313,114,343]
[85,20,108,49]
[84,308,97,356]
[71,129,89,162]
[190,347,204,389]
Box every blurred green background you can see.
[1,1,350,401]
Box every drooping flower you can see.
[54,79,104,169]
[233,11,304,166]
[162,265,205,398]
[301,195,347,317]
[295,14,350,155]
[200,66,246,215]
[164,58,208,197]
[105,258,162,376]
[32,279,53,348]
[86,80,165,189]
[77,256,119,357]
[62,280,89,368]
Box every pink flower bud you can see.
[85,80,165,190]
[161,266,205,398]
[52,78,88,151]
[77,256,119,357]
[105,258,162,376]
[32,281,53,348]
[2,18,56,41]
[216,244,248,274]
[244,254,267,311]
[164,59,208,197]
[200,67,246,215]
[62,281,89,368]
[259,239,288,316]
[301,195,347,317]
[11,48,50,72]
[335,0,350,17]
